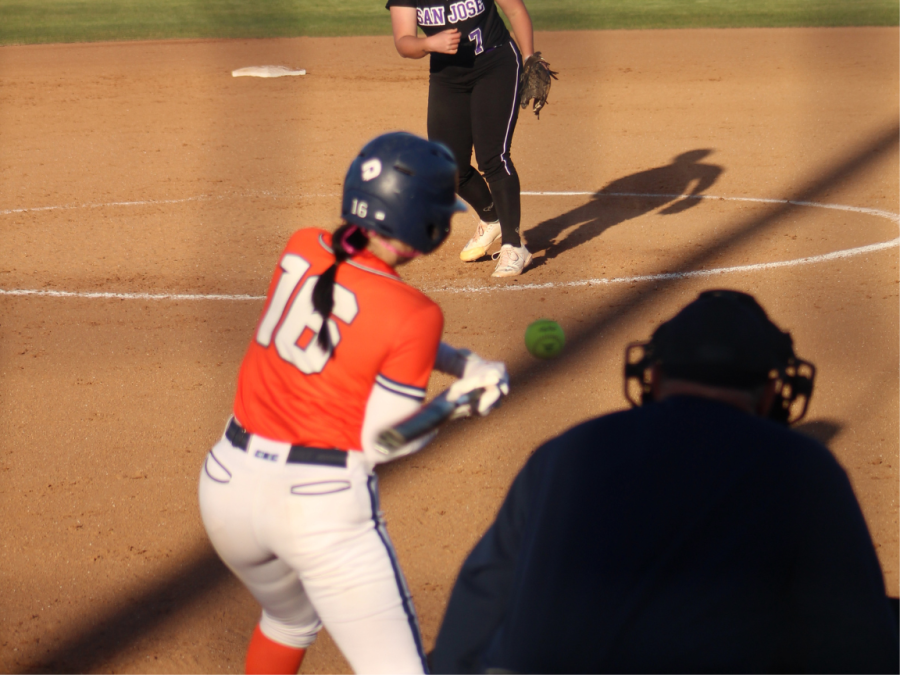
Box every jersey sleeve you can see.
[375,301,443,400]
[385,0,417,8]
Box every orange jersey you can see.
[234,228,444,450]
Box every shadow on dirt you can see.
[23,123,899,675]
[526,149,723,268]
[794,418,844,447]
[21,541,232,674]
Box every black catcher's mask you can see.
[623,289,816,425]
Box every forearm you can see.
[360,384,434,464]
[504,6,534,58]
[434,342,509,416]
[434,342,469,378]
[394,34,432,59]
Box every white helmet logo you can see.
[361,158,382,182]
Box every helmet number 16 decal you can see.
[256,253,359,374]
[350,198,369,219]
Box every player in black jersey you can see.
[387,0,538,277]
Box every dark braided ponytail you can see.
[312,223,369,352]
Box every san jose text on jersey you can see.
[418,0,485,26]
[386,0,510,69]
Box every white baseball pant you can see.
[198,421,428,674]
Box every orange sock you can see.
[245,624,307,674]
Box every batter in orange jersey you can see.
[235,227,444,451]
[198,132,510,675]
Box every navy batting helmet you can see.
[342,132,468,254]
[624,289,816,424]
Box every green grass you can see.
[530,0,899,31]
[0,0,896,46]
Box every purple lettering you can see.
[418,6,446,26]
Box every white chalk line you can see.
[427,239,898,295]
[524,191,900,224]
[0,289,267,301]
[0,195,212,216]
[0,192,896,301]
[4,190,892,222]
[428,191,900,294]
[0,191,337,217]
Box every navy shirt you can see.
[432,396,899,674]
[386,0,510,69]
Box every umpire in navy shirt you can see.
[431,289,899,674]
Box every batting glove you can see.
[447,354,509,416]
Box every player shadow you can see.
[525,149,723,269]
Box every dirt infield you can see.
[1,28,897,673]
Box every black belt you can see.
[226,418,347,467]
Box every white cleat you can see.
[491,243,533,278]
[460,220,501,262]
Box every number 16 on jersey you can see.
[256,253,359,374]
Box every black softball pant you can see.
[428,40,523,247]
